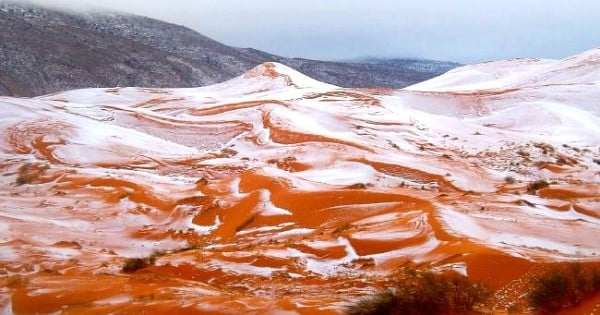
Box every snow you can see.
[406,48,600,92]
[472,101,600,143]
[294,161,376,186]
[235,223,294,236]
[287,237,361,276]
[353,212,402,225]
[405,58,554,92]
[1,48,599,291]
[209,259,283,277]
[67,115,200,155]
[193,62,337,98]
[368,237,441,265]
[264,104,364,147]
[0,247,20,262]
[275,228,315,238]
[256,190,292,216]
[268,62,339,89]
[351,229,420,241]
[188,215,221,234]
[93,295,132,306]
[438,205,599,258]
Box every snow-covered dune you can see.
[406,47,600,92]
[1,55,599,314]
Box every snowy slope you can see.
[406,47,600,92]
[1,55,599,314]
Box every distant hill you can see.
[0,1,460,96]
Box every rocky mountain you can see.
[0,1,460,97]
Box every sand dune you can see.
[1,55,599,314]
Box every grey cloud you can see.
[12,0,600,63]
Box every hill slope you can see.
[0,1,460,96]
[406,47,600,92]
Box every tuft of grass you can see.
[347,291,396,315]
[333,222,352,235]
[15,164,34,185]
[16,174,32,185]
[345,269,489,315]
[175,244,202,253]
[504,176,516,184]
[15,163,49,185]
[346,183,370,189]
[121,256,155,273]
[529,263,600,313]
[527,180,549,193]
[121,244,203,273]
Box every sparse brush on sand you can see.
[346,268,489,315]
[529,263,600,313]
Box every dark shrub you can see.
[347,291,396,315]
[16,174,32,185]
[345,270,488,315]
[15,163,45,185]
[121,256,155,273]
[529,263,600,312]
[527,180,549,193]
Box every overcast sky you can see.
[18,0,600,63]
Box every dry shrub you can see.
[121,256,156,273]
[526,180,549,193]
[346,269,489,315]
[15,163,49,185]
[529,263,600,313]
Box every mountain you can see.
[1,48,599,314]
[357,57,463,73]
[0,1,460,97]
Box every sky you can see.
[17,0,600,63]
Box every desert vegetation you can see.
[346,263,600,315]
[528,263,600,313]
[526,180,549,193]
[15,163,48,185]
[121,256,156,273]
[121,246,201,273]
[504,176,516,184]
[345,268,489,315]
